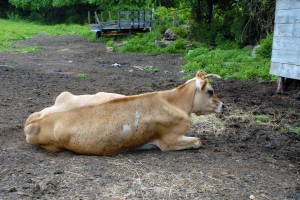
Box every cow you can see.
[24,71,224,156]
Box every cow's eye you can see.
[207,89,214,96]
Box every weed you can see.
[255,115,271,123]
[77,73,88,78]
[293,127,300,134]
[279,127,288,134]
[144,66,159,72]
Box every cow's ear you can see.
[196,71,206,79]
[201,79,208,91]
[196,78,208,91]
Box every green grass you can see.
[0,19,94,52]
[182,46,276,80]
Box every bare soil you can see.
[0,35,299,200]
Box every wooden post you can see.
[131,11,134,30]
[138,11,140,29]
[277,77,284,93]
[88,11,90,24]
[150,8,154,31]
[118,11,120,30]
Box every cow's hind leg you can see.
[134,144,159,151]
[41,144,64,152]
[157,136,202,151]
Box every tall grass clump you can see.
[117,31,160,53]
[117,30,190,54]
[255,34,273,59]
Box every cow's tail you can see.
[24,112,41,144]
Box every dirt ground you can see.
[0,35,299,200]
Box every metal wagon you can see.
[88,9,154,38]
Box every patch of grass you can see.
[279,127,288,134]
[0,19,94,52]
[255,115,271,123]
[293,127,300,134]
[77,73,88,78]
[116,30,191,54]
[144,66,160,72]
[14,45,44,53]
[280,126,300,135]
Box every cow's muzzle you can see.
[216,102,225,113]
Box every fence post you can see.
[109,11,112,21]
[118,11,120,30]
[173,10,178,27]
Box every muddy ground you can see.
[0,35,299,199]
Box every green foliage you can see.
[7,12,21,21]
[215,33,239,50]
[106,40,114,47]
[87,0,153,11]
[256,34,273,59]
[154,7,192,35]
[183,45,275,80]
[163,39,187,53]
[154,6,174,33]
[116,30,190,54]
[170,26,189,39]
[117,31,160,53]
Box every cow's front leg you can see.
[157,136,202,151]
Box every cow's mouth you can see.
[215,102,224,113]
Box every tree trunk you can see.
[195,0,202,23]
[206,0,213,24]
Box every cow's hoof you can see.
[194,139,203,148]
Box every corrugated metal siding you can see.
[270,0,300,80]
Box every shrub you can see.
[256,34,273,59]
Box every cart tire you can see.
[96,31,101,39]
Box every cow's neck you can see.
[163,79,197,116]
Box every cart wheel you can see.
[96,31,101,39]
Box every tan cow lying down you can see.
[24,71,224,155]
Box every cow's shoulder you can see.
[54,91,73,105]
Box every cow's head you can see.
[192,71,224,115]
